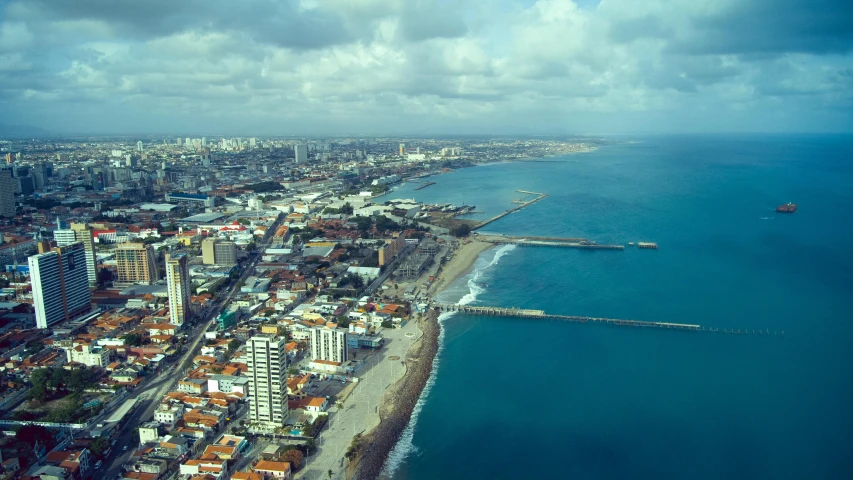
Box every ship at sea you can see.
[776,202,797,213]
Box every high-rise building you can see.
[165,254,191,326]
[247,335,289,429]
[55,222,98,285]
[294,144,307,163]
[115,243,159,284]
[0,169,15,217]
[137,141,143,152]
[201,137,207,148]
[201,238,238,266]
[399,143,405,155]
[176,138,182,146]
[28,242,91,329]
[309,325,348,363]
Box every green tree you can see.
[453,224,471,237]
[122,333,143,346]
[90,436,110,457]
[27,368,51,402]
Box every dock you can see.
[433,304,700,330]
[475,192,548,230]
[431,304,780,337]
[477,234,624,250]
[414,181,436,190]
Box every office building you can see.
[166,254,191,326]
[55,222,98,285]
[294,144,307,163]
[165,193,216,207]
[137,141,144,152]
[116,243,159,284]
[309,325,348,363]
[29,242,91,329]
[247,335,289,429]
[0,169,15,217]
[201,238,238,266]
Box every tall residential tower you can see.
[165,254,191,326]
[247,335,289,430]
[28,243,91,329]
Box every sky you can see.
[0,0,851,135]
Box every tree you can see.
[49,367,65,390]
[16,424,53,449]
[228,339,241,355]
[453,224,471,237]
[90,436,110,457]
[122,333,143,347]
[282,449,304,470]
[27,368,51,402]
[328,469,333,480]
[381,320,394,329]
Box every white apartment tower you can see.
[29,243,91,329]
[166,254,191,326]
[309,325,348,363]
[294,144,307,163]
[247,335,289,429]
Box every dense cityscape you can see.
[0,135,598,480]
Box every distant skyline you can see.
[1,0,851,135]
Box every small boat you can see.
[776,203,797,213]
[628,242,634,246]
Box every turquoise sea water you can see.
[385,135,853,479]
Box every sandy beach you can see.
[429,240,494,295]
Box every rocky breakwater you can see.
[348,309,441,480]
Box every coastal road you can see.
[297,319,422,480]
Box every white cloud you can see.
[0,0,850,133]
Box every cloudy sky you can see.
[1,0,851,135]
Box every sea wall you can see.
[349,309,441,480]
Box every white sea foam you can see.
[380,243,516,477]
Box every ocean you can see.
[383,135,853,479]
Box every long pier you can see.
[432,304,783,337]
[433,304,700,330]
[477,234,624,250]
[475,193,548,230]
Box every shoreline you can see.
[348,240,495,479]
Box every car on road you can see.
[123,446,128,451]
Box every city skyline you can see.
[0,0,851,136]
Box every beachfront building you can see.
[309,325,348,363]
[247,335,289,430]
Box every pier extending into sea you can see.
[476,234,625,250]
[432,304,783,337]
[475,191,548,230]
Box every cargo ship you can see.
[776,203,797,213]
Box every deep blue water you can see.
[385,135,853,480]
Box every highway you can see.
[95,218,282,479]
